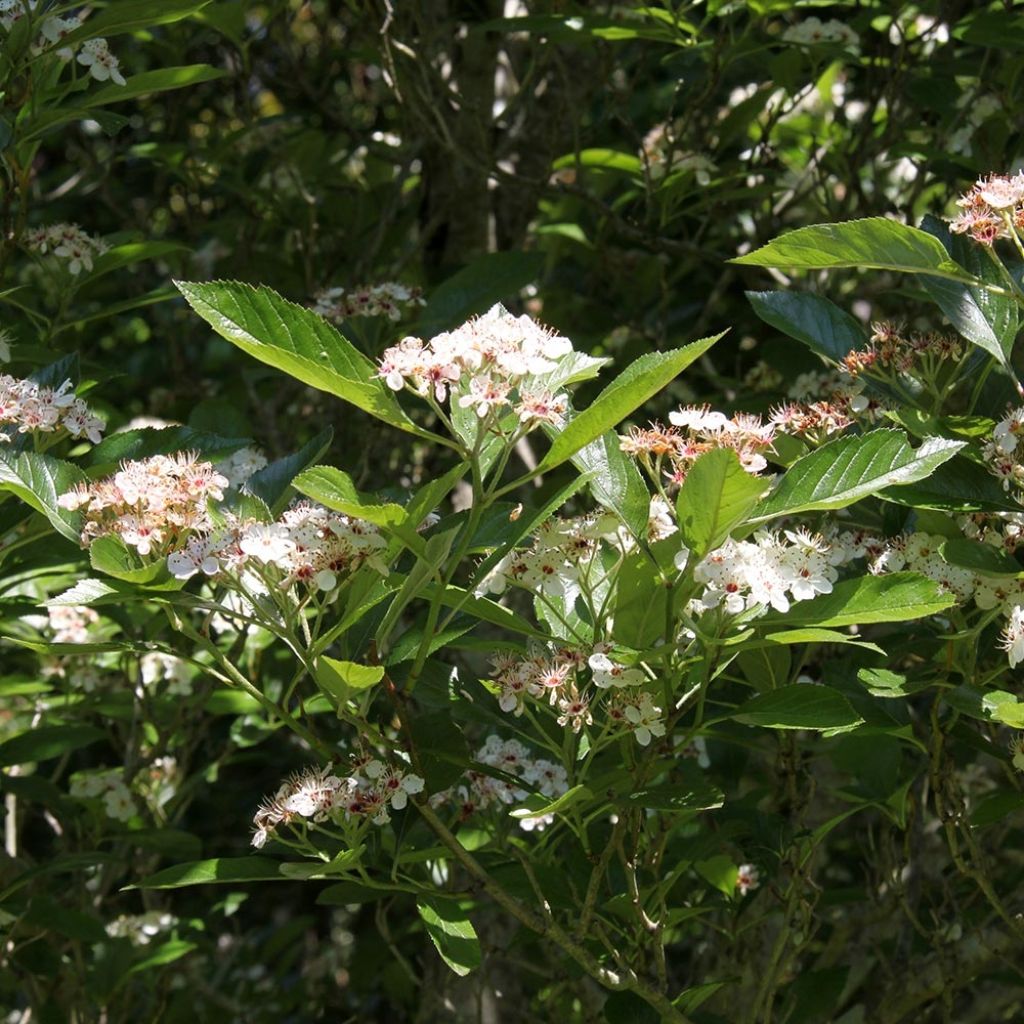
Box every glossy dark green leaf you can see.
[746,290,867,363]
[732,685,863,730]
[416,899,481,976]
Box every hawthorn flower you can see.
[736,863,760,896]
[588,652,645,689]
[313,282,424,323]
[77,38,126,86]
[1000,606,1024,668]
[363,760,425,811]
[0,374,104,443]
[556,686,593,732]
[25,223,108,274]
[623,693,665,746]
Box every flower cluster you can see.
[983,406,1024,494]
[377,304,573,429]
[0,373,105,443]
[252,759,424,847]
[430,735,568,830]
[695,529,839,615]
[488,644,665,745]
[140,653,192,697]
[215,446,268,489]
[640,124,717,183]
[951,172,1024,245]
[313,282,424,323]
[621,405,774,486]
[781,16,860,50]
[70,770,135,821]
[478,511,622,599]
[59,453,229,555]
[23,223,108,275]
[167,500,387,592]
[46,604,99,644]
[106,912,178,946]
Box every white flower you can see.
[1001,605,1024,668]
[103,784,135,821]
[77,38,126,86]
[238,523,295,564]
[624,694,665,746]
[736,863,759,896]
[588,652,644,689]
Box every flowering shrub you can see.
[6,4,1024,1024]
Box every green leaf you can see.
[129,857,296,889]
[58,1,213,46]
[731,217,978,281]
[567,428,651,538]
[246,428,333,515]
[732,685,863,730]
[622,778,724,812]
[677,448,769,557]
[552,148,643,174]
[940,538,1021,577]
[417,253,544,337]
[856,667,932,699]
[538,332,724,473]
[745,290,867,363]
[0,449,86,542]
[85,426,250,469]
[0,725,104,767]
[763,572,955,628]
[315,657,384,704]
[89,535,169,585]
[293,465,406,526]
[920,215,1019,372]
[510,784,592,820]
[752,430,962,521]
[176,281,432,441]
[969,790,1024,828]
[879,455,1019,514]
[694,855,738,897]
[416,899,481,977]
[82,66,227,109]
[82,241,189,283]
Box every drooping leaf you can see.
[731,217,978,281]
[176,281,434,441]
[58,1,214,46]
[677,448,770,557]
[746,290,867,363]
[82,66,227,109]
[85,426,250,469]
[416,899,481,977]
[129,857,296,889]
[732,685,864,731]
[538,332,725,473]
[752,430,962,521]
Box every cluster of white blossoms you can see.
[694,529,839,615]
[488,644,665,745]
[951,172,1024,246]
[0,374,104,443]
[140,653,192,697]
[0,2,127,82]
[851,520,1024,671]
[251,759,425,847]
[378,303,573,430]
[168,500,387,593]
[69,770,135,822]
[639,124,717,184]
[620,405,774,486]
[313,282,424,323]
[23,223,108,275]
[46,604,99,644]
[106,911,178,946]
[59,453,229,555]
[429,735,568,831]
[215,446,268,489]
[781,16,860,50]
[983,406,1024,494]
[478,511,623,600]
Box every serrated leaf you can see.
[538,332,725,473]
[879,454,1018,513]
[732,685,863,730]
[45,578,124,606]
[746,290,867,363]
[752,430,962,521]
[89,535,169,585]
[58,1,213,46]
[176,280,433,441]
[0,449,86,542]
[85,426,250,469]
[416,899,481,977]
[731,217,978,281]
[762,572,955,627]
[82,65,227,109]
[677,448,769,557]
[940,538,1021,577]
